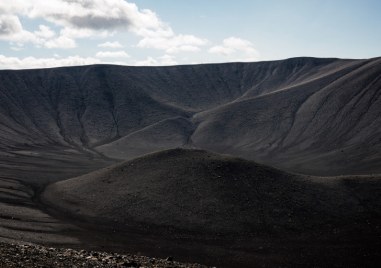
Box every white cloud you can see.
[137,34,208,54]
[0,1,163,34]
[26,0,147,30]
[0,54,102,69]
[60,27,110,39]
[209,46,234,56]
[134,54,177,66]
[0,1,208,54]
[0,14,22,35]
[96,50,130,58]
[44,35,76,49]
[98,41,123,48]
[209,37,260,61]
[34,25,55,39]
[1,2,259,66]
[0,14,38,43]
[0,15,76,49]
[158,54,177,65]
[134,56,157,66]
[0,1,29,14]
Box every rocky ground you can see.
[0,242,208,268]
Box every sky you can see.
[0,0,380,69]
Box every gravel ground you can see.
[0,242,209,268]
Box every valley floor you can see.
[0,150,379,267]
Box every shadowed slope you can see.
[42,149,381,236]
[96,116,195,160]
[192,57,381,175]
[0,57,380,175]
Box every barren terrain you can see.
[0,57,380,267]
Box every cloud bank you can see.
[209,37,260,61]
[0,54,101,69]
[96,50,130,58]
[98,41,124,48]
[0,0,208,52]
[0,1,260,68]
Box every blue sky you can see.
[0,0,380,69]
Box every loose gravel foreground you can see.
[0,242,209,268]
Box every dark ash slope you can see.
[42,149,381,267]
[0,57,381,267]
[192,57,381,175]
[42,149,381,236]
[1,57,380,175]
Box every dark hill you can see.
[42,149,381,236]
[1,57,380,175]
[192,57,381,175]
